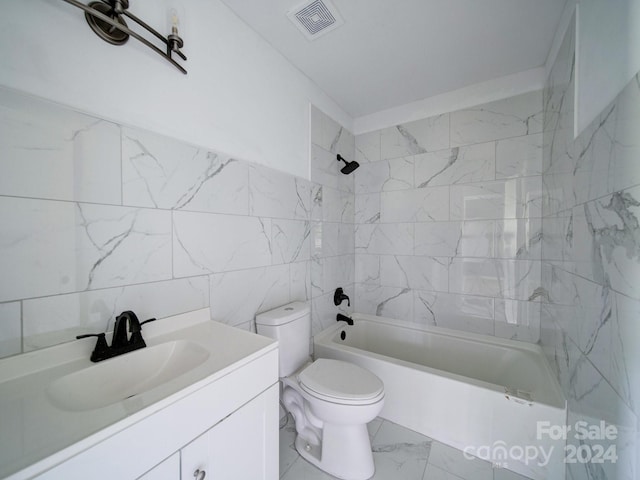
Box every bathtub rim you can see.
[314,312,566,410]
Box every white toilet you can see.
[256,302,384,480]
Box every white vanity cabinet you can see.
[138,453,180,480]
[179,386,278,480]
[33,349,279,480]
[139,384,278,480]
[1,310,281,480]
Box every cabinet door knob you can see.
[193,468,206,480]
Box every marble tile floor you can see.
[279,417,533,480]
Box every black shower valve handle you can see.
[334,287,351,307]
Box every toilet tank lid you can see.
[255,302,310,326]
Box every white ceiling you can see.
[220,0,567,118]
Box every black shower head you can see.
[340,160,360,175]
[336,154,360,175]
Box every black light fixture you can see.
[60,0,187,74]
[336,154,359,175]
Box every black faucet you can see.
[112,311,149,349]
[77,311,156,362]
[334,287,351,307]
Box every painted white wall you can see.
[576,0,640,134]
[4,0,637,172]
[0,0,352,179]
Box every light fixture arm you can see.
[60,0,187,74]
[120,7,186,61]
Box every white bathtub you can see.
[314,313,567,480]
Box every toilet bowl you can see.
[282,359,384,479]
[255,303,385,480]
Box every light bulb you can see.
[168,8,179,35]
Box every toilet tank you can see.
[255,302,311,377]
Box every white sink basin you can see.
[46,340,210,411]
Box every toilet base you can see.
[294,423,375,480]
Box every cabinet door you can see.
[181,384,278,480]
[137,452,180,480]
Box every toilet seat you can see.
[298,358,384,405]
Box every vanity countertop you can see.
[0,309,277,479]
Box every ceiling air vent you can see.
[287,0,344,41]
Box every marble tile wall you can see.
[309,106,356,336]
[0,87,312,357]
[354,92,544,342]
[540,17,639,480]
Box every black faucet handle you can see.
[140,318,156,327]
[76,333,111,362]
[76,332,105,340]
